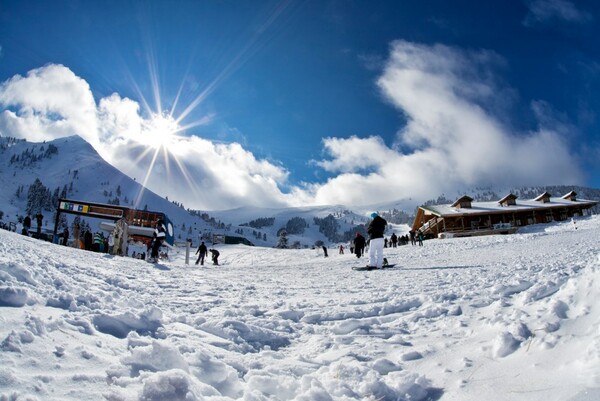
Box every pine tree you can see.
[52,187,60,208]
[276,229,288,249]
[26,178,48,215]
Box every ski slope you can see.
[1,216,599,400]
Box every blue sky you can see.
[1,0,599,210]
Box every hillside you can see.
[0,136,382,247]
[1,135,598,248]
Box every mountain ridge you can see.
[1,134,598,247]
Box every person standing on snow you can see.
[390,233,398,248]
[35,213,43,236]
[353,232,366,258]
[150,219,167,262]
[195,241,208,265]
[72,222,80,249]
[23,215,31,236]
[62,226,69,246]
[84,230,93,251]
[367,212,387,269]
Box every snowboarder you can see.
[339,245,344,254]
[353,232,366,258]
[367,212,387,269]
[195,241,208,265]
[209,248,220,265]
[150,219,166,262]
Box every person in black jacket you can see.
[367,212,387,269]
[209,248,220,265]
[150,219,166,262]
[353,232,366,258]
[84,230,93,251]
[195,241,208,265]
[23,215,31,236]
[62,226,69,246]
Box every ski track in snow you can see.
[0,217,599,400]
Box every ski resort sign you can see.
[59,200,124,219]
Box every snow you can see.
[1,216,600,400]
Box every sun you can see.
[143,111,181,149]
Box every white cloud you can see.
[0,53,586,210]
[524,0,593,26]
[0,64,295,210]
[306,41,583,206]
[0,64,99,145]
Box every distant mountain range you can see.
[1,135,598,247]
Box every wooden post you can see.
[185,240,190,265]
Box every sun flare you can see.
[143,112,181,149]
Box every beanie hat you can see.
[371,212,378,219]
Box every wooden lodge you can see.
[412,191,598,239]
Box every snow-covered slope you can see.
[0,135,201,237]
[1,135,598,249]
[1,215,599,400]
[0,135,397,247]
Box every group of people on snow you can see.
[345,213,426,268]
[194,241,220,265]
[10,208,429,269]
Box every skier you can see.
[353,232,366,258]
[195,241,208,265]
[367,212,387,269]
[209,248,220,265]
[150,219,166,262]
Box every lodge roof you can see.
[534,192,552,203]
[451,195,474,208]
[421,192,598,217]
[498,193,518,206]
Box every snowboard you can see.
[352,264,396,271]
